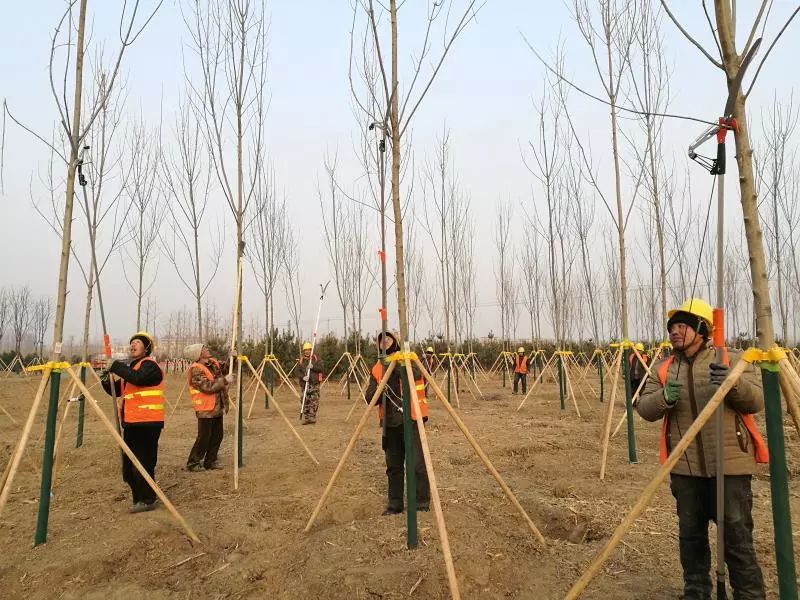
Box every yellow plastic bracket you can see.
[25,361,71,373]
[555,350,573,356]
[237,355,249,362]
[387,351,418,362]
[740,347,787,364]
[265,354,277,360]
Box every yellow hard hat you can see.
[302,342,312,351]
[517,346,525,353]
[667,298,714,331]
[635,342,645,351]
[130,331,155,353]
[426,346,434,353]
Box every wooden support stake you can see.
[599,347,624,481]
[64,368,200,543]
[0,368,52,518]
[517,354,557,411]
[415,356,547,546]
[242,358,319,466]
[566,359,748,599]
[401,352,459,600]
[304,361,396,532]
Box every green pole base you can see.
[34,370,59,545]
[402,373,418,549]
[761,365,798,599]
[237,361,244,468]
[76,366,86,448]
[622,348,637,464]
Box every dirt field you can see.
[0,369,797,599]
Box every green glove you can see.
[663,380,681,407]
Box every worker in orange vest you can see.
[184,343,234,472]
[512,346,528,395]
[364,330,430,515]
[298,341,324,424]
[102,331,166,513]
[636,299,766,599]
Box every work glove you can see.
[709,362,730,386]
[99,369,111,383]
[663,380,681,408]
[108,360,126,376]
[224,373,234,384]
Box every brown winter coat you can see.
[636,345,764,477]
[189,359,229,419]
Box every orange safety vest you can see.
[188,359,220,413]
[299,355,323,382]
[656,349,768,465]
[121,356,165,425]
[514,354,528,374]
[371,361,428,421]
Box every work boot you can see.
[382,506,403,516]
[187,463,205,472]
[130,501,157,514]
[205,461,223,470]
[417,503,430,512]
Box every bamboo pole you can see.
[566,359,748,599]
[304,361,396,532]
[400,352,459,600]
[269,359,300,398]
[242,358,318,466]
[50,394,75,488]
[168,377,190,419]
[415,356,547,545]
[0,368,52,517]
[517,353,557,411]
[246,358,266,419]
[599,347,624,481]
[777,359,800,439]
[321,352,348,387]
[64,368,200,543]
[562,358,582,417]
[0,400,18,425]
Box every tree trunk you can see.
[51,0,88,360]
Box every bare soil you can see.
[0,370,798,599]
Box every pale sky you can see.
[1,1,798,350]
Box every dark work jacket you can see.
[102,355,164,429]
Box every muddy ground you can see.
[0,369,798,599]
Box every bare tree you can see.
[185,0,270,354]
[10,286,32,357]
[160,100,222,339]
[4,0,164,360]
[31,298,54,359]
[250,164,287,354]
[521,225,543,343]
[282,226,303,345]
[0,288,8,351]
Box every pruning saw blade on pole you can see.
[300,281,331,419]
[687,37,762,600]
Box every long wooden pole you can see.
[599,347,624,481]
[415,357,547,546]
[401,352,459,600]
[242,358,319,465]
[566,359,748,599]
[304,361,396,532]
[0,368,52,517]
[64,368,200,542]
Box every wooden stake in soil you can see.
[400,349,459,600]
[566,358,748,599]
[0,368,52,518]
[242,358,319,465]
[64,367,201,543]
[304,361,396,532]
[599,346,624,481]
[415,356,547,546]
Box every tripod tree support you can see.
[304,361,396,532]
[399,346,458,599]
[567,350,786,599]
[414,356,547,546]
[65,367,200,543]
[0,367,52,520]
[242,357,319,466]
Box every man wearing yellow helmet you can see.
[298,342,323,424]
[102,331,165,513]
[512,347,528,395]
[637,299,766,598]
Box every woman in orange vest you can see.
[184,343,233,472]
[364,330,430,515]
[102,331,166,514]
[636,299,766,599]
